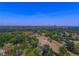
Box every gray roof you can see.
[0,49,5,54]
[74,41,79,44]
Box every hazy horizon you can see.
[0,2,79,26]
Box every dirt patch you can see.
[35,34,77,56]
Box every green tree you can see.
[73,45,79,54]
[59,46,67,56]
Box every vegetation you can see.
[0,26,79,56]
[73,44,79,54]
[59,46,68,56]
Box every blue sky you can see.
[0,2,79,26]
